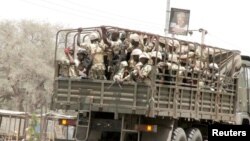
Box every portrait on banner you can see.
[169,8,190,35]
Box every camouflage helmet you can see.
[120,30,126,39]
[159,37,166,45]
[167,39,180,48]
[151,51,162,60]
[130,33,140,42]
[209,63,219,70]
[173,40,180,48]
[139,52,150,59]
[89,32,99,41]
[120,61,128,67]
[143,35,148,39]
[167,39,174,47]
[188,43,196,51]
[131,48,142,56]
[77,48,87,54]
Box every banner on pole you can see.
[169,8,190,36]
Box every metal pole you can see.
[199,28,207,45]
[164,0,171,36]
[40,107,43,141]
[201,30,205,45]
[66,125,69,140]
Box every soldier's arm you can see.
[64,48,74,65]
[122,74,131,81]
[137,68,143,79]
[99,41,108,51]
[77,28,83,47]
[138,65,152,79]
[101,26,111,47]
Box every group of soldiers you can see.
[59,26,241,89]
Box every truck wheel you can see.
[186,128,202,141]
[171,128,187,141]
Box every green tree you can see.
[26,114,40,141]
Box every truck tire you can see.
[171,127,187,141]
[186,128,203,141]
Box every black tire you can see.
[186,128,203,141]
[171,127,187,141]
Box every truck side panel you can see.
[51,78,236,122]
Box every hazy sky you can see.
[1,0,250,55]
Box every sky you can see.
[1,0,250,55]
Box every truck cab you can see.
[235,55,250,125]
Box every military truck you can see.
[50,26,250,141]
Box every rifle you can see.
[107,79,123,90]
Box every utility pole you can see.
[164,0,171,36]
[199,28,207,45]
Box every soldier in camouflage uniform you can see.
[119,30,129,60]
[122,52,151,83]
[151,51,162,66]
[122,49,143,82]
[101,27,123,79]
[112,61,129,82]
[130,33,141,49]
[144,42,155,53]
[76,48,91,78]
[136,52,152,84]
[158,39,186,83]
[127,33,143,54]
[141,35,148,51]
[128,48,142,71]
[77,29,107,80]
[150,51,163,82]
[59,47,78,78]
[152,37,165,53]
